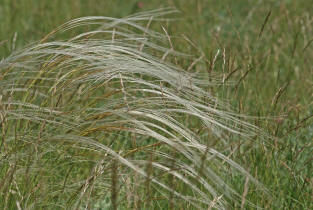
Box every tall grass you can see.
[0,9,269,209]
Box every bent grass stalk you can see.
[0,9,268,209]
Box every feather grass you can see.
[0,9,268,209]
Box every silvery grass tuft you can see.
[0,9,268,209]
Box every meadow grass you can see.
[0,1,312,209]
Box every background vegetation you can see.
[0,0,312,209]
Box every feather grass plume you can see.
[0,9,268,209]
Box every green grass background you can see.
[0,0,312,209]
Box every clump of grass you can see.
[0,9,268,209]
